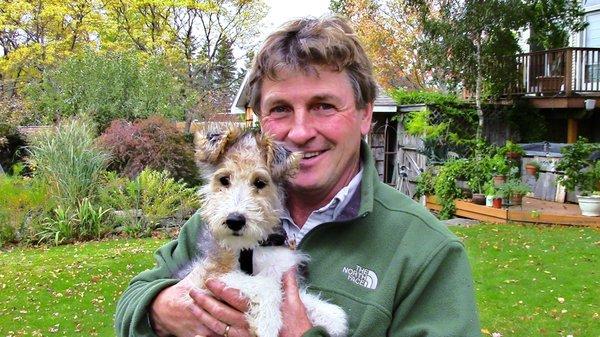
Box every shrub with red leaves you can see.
[99,116,199,185]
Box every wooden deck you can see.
[426,196,600,227]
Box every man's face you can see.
[259,67,373,197]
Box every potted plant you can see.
[467,158,491,205]
[497,179,532,206]
[484,182,496,207]
[525,160,540,177]
[414,170,436,203]
[556,138,600,216]
[490,154,509,186]
[500,140,525,160]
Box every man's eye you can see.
[314,103,335,111]
[270,106,290,114]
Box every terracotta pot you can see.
[492,197,503,209]
[471,193,486,205]
[511,194,524,206]
[493,175,506,187]
[506,152,521,160]
[525,164,538,176]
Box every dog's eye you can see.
[253,179,267,189]
[219,176,230,187]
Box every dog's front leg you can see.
[300,290,348,337]
[219,272,283,337]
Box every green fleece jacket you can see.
[115,144,480,337]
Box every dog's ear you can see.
[268,141,300,181]
[196,128,242,164]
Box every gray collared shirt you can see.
[281,167,363,245]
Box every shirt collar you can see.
[281,167,363,235]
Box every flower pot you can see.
[511,193,524,206]
[525,164,538,176]
[492,197,503,209]
[493,175,506,187]
[506,152,521,160]
[577,195,600,216]
[485,195,494,207]
[471,193,486,205]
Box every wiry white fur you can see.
[214,246,348,337]
[186,128,348,337]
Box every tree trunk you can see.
[475,35,484,140]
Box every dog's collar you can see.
[258,232,286,247]
[239,232,288,275]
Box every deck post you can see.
[564,48,573,96]
[567,118,578,143]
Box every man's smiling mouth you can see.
[302,151,323,159]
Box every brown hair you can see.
[247,16,377,114]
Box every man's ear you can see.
[360,103,374,136]
[195,128,242,164]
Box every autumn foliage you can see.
[99,117,199,186]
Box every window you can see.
[585,12,600,47]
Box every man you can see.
[115,16,480,337]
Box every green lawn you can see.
[0,224,598,337]
[452,224,599,337]
[0,237,170,336]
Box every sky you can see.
[259,0,332,38]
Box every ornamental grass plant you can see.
[27,116,110,210]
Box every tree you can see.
[330,0,427,90]
[0,0,104,96]
[26,51,191,131]
[1,0,267,129]
[408,0,586,139]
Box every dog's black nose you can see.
[225,213,246,231]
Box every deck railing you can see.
[509,47,600,95]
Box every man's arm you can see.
[115,212,256,337]
[390,240,480,337]
[114,213,202,337]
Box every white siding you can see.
[585,12,600,47]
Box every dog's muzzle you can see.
[225,212,246,232]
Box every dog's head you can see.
[195,127,299,251]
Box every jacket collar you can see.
[357,140,376,216]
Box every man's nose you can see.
[287,109,316,145]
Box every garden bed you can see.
[426,196,600,227]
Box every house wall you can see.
[571,1,600,47]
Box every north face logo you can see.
[342,265,378,290]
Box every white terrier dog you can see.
[178,127,347,337]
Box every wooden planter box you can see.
[425,196,600,227]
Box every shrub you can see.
[434,159,470,219]
[0,175,49,245]
[27,116,110,209]
[25,51,191,131]
[99,116,199,185]
[414,170,436,198]
[36,198,112,245]
[97,169,200,236]
[556,137,600,195]
[0,123,27,174]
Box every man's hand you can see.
[150,275,253,337]
[279,269,313,337]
